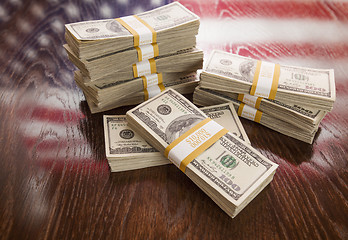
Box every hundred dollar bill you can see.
[193,86,318,143]
[200,50,335,111]
[197,88,326,130]
[126,89,278,218]
[104,103,250,172]
[67,46,203,81]
[82,73,200,113]
[66,2,199,40]
[201,103,250,144]
[64,2,200,59]
[104,115,168,172]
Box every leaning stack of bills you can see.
[64,2,203,113]
[125,88,278,218]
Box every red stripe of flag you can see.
[201,42,348,60]
[29,106,85,124]
[177,0,348,20]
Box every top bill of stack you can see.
[65,2,200,41]
[201,50,336,111]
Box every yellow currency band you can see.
[164,118,229,173]
[135,43,159,61]
[250,61,280,100]
[237,94,244,102]
[116,15,156,47]
[237,104,244,118]
[135,46,142,61]
[238,103,262,123]
[149,58,157,74]
[143,83,165,101]
[237,94,262,109]
[142,73,165,100]
[115,18,140,46]
[132,64,138,78]
[132,58,157,78]
[134,15,157,43]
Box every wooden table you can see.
[0,0,347,239]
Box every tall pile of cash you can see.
[194,50,336,144]
[64,2,203,113]
[125,89,278,218]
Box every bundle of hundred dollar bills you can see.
[64,2,203,113]
[194,50,336,143]
[125,89,278,218]
[104,103,250,172]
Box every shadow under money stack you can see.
[193,50,336,144]
[64,2,203,113]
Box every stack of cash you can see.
[75,71,200,113]
[193,87,320,143]
[64,2,203,113]
[195,50,336,143]
[126,89,278,218]
[65,3,200,59]
[104,103,250,172]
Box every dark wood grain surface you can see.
[0,0,347,239]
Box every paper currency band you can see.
[238,94,262,109]
[116,15,157,47]
[141,73,165,100]
[237,103,262,123]
[135,43,159,61]
[250,61,280,100]
[133,58,157,78]
[164,118,229,173]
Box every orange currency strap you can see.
[133,58,157,78]
[238,94,262,109]
[237,103,262,123]
[164,118,229,173]
[135,43,159,61]
[116,15,156,47]
[249,60,280,100]
[141,73,165,100]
